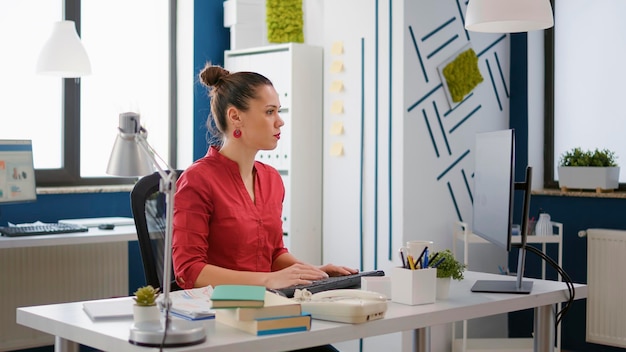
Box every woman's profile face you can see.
[239,84,284,151]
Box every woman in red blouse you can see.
[172,63,357,292]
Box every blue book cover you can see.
[216,310,312,335]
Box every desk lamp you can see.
[107,112,206,347]
[465,0,554,33]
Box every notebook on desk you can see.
[58,217,135,228]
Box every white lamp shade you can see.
[36,20,92,77]
[465,0,554,33]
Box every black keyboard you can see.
[277,270,386,298]
[0,223,89,237]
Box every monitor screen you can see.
[472,129,515,251]
[0,140,37,204]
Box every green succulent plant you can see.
[559,147,618,167]
[428,249,466,281]
[133,285,160,306]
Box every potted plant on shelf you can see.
[428,249,466,300]
[558,147,619,192]
[132,285,161,323]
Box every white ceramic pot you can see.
[558,166,620,191]
[436,277,451,300]
[133,304,161,323]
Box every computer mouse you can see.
[98,223,115,230]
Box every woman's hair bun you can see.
[199,64,230,87]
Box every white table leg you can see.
[55,336,79,352]
[413,327,430,352]
[534,304,555,352]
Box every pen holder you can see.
[391,267,436,305]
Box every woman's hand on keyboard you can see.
[266,263,329,289]
[319,264,359,277]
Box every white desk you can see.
[17,271,587,352]
[0,224,137,249]
[1,224,137,351]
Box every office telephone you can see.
[294,289,388,324]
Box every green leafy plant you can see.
[428,249,466,281]
[559,147,618,167]
[133,285,160,306]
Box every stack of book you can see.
[211,285,311,336]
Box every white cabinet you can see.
[452,221,563,352]
[224,43,323,265]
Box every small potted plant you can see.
[428,249,466,300]
[558,147,619,192]
[132,285,161,323]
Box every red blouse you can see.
[172,146,288,289]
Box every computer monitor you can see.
[0,140,37,204]
[471,129,533,294]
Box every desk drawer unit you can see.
[0,243,128,351]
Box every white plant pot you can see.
[558,166,620,191]
[133,304,161,323]
[436,277,451,300]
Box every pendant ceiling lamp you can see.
[36,20,91,78]
[465,0,554,33]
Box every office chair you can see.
[130,169,184,292]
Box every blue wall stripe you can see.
[373,0,379,270]
[494,52,510,98]
[462,168,473,203]
[437,149,470,180]
[486,59,503,111]
[443,92,473,117]
[456,0,470,41]
[426,34,459,59]
[434,101,452,155]
[476,34,506,58]
[447,182,463,221]
[359,38,366,272]
[407,83,442,112]
[408,26,428,82]
[423,109,440,158]
[421,17,456,41]
[449,105,481,134]
[387,0,393,261]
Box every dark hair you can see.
[198,63,274,145]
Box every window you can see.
[547,0,626,188]
[0,0,175,187]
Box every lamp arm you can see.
[134,133,176,318]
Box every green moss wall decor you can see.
[266,0,304,43]
[441,48,483,103]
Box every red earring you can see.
[233,129,242,138]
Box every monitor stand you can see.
[472,166,534,295]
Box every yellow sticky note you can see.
[330,100,344,114]
[330,60,344,73]
[329,80,344,93]
[331,41,344,55]
[330,142,344,157]
[330,121,344,135]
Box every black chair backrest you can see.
[130,170,184,292]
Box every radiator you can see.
[584,228,626,348]
[0,243,128,351]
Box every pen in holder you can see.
[391,267,436,305]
